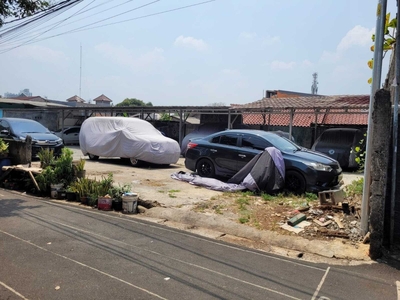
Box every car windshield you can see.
[266,133,300,152]
[8,120,50,134]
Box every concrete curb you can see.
[144,207,371,262]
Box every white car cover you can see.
[80,117,180,165]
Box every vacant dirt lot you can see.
[51,146,364,245]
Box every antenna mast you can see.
[311,72,318,94]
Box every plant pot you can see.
[57,189,66,200]
[76,170,86,179]
[98,197,112,211]
[112,200,123,211]
[80,196,89,205]
[66,191,78,201]
[50,183,64,199]
[0,157,11,176]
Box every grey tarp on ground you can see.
[172,147,285,193]
[228,147,285,193]
[170,171,247,192]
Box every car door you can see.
[64,127,80,144]
[208,133,240,176]
[237,134,272,170]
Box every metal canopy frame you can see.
[2,105,369,145]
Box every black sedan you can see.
[184,129,342,194]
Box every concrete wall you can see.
[4,110,59,131]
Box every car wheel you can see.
[129,158,143,167]
[196,158,215,178]
[88,154,99,160]
[285,170,306,194]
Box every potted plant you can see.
[37,148,55,169]
[109,183,132,211]
[97,173,114,210]
[74,158,86,179]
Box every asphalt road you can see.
[0,189,399,300]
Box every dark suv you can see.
[184,129,342,194]
[0,118,64,157]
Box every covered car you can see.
[80,117,180,166]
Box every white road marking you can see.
[311,267,330,300]
[0,229,167,300]
[38,198,325,271]
[397,281,400,300]
[1,221,302,300]
[0,280,29,299]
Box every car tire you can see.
[285,170,306,194]
[129,158,143,167]
[88,154,99,160]
[196,158,215,178]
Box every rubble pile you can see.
[279,189,365,244]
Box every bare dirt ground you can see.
[61,146,365,247]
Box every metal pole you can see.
[390,0,400,247]
[289,108,294,139]
[361,0,387,236]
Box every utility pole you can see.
[79,43,82,98]
[361,0,387,236]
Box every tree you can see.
[0,0,50,27]
[116,98,153,107]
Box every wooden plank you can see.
[313,219,332,227]
[333,216,344,229]
[28,171,40,192]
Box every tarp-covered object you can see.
[172,147,285,193]
[228,147,285,193]
[80,117,180,164]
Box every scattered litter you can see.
[287,213,306,226]
[47,242,51,245]
[55,286,60,290]
[164,277,170,281]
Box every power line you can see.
[2,0,127,46]
[0,0,160,52]
[0,0,216,54]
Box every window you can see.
[242,135,271,150]
[211,134,238,146]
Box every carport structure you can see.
[1,94,369,147]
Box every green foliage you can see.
[116,98,153,107]
[368,13,397,84]
[160,113,172,121]
[37,148,55,169]
[0,0,50,27]
[109,183,132,201]
[0,137,9,156]
[75,158,85,172]
[345,178,364,197]
[351,133,367,170]
[239,216,250,224]
[36,148,75,193]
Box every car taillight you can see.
[187,142,198,149]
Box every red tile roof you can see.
[67,95,85,102]
[233,95,369,127]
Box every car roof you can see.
[209,129,279,137]
[0,117,38,124]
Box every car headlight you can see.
[306,162,332,172]
[56,138,63,144]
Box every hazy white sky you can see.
[0,0,396,106]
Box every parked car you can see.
[180,123,250,156]
[311,128,365,170]
[0,118,64,157]
[184,129,342,194]
[79,117,181,166]
[54,126,81,145]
